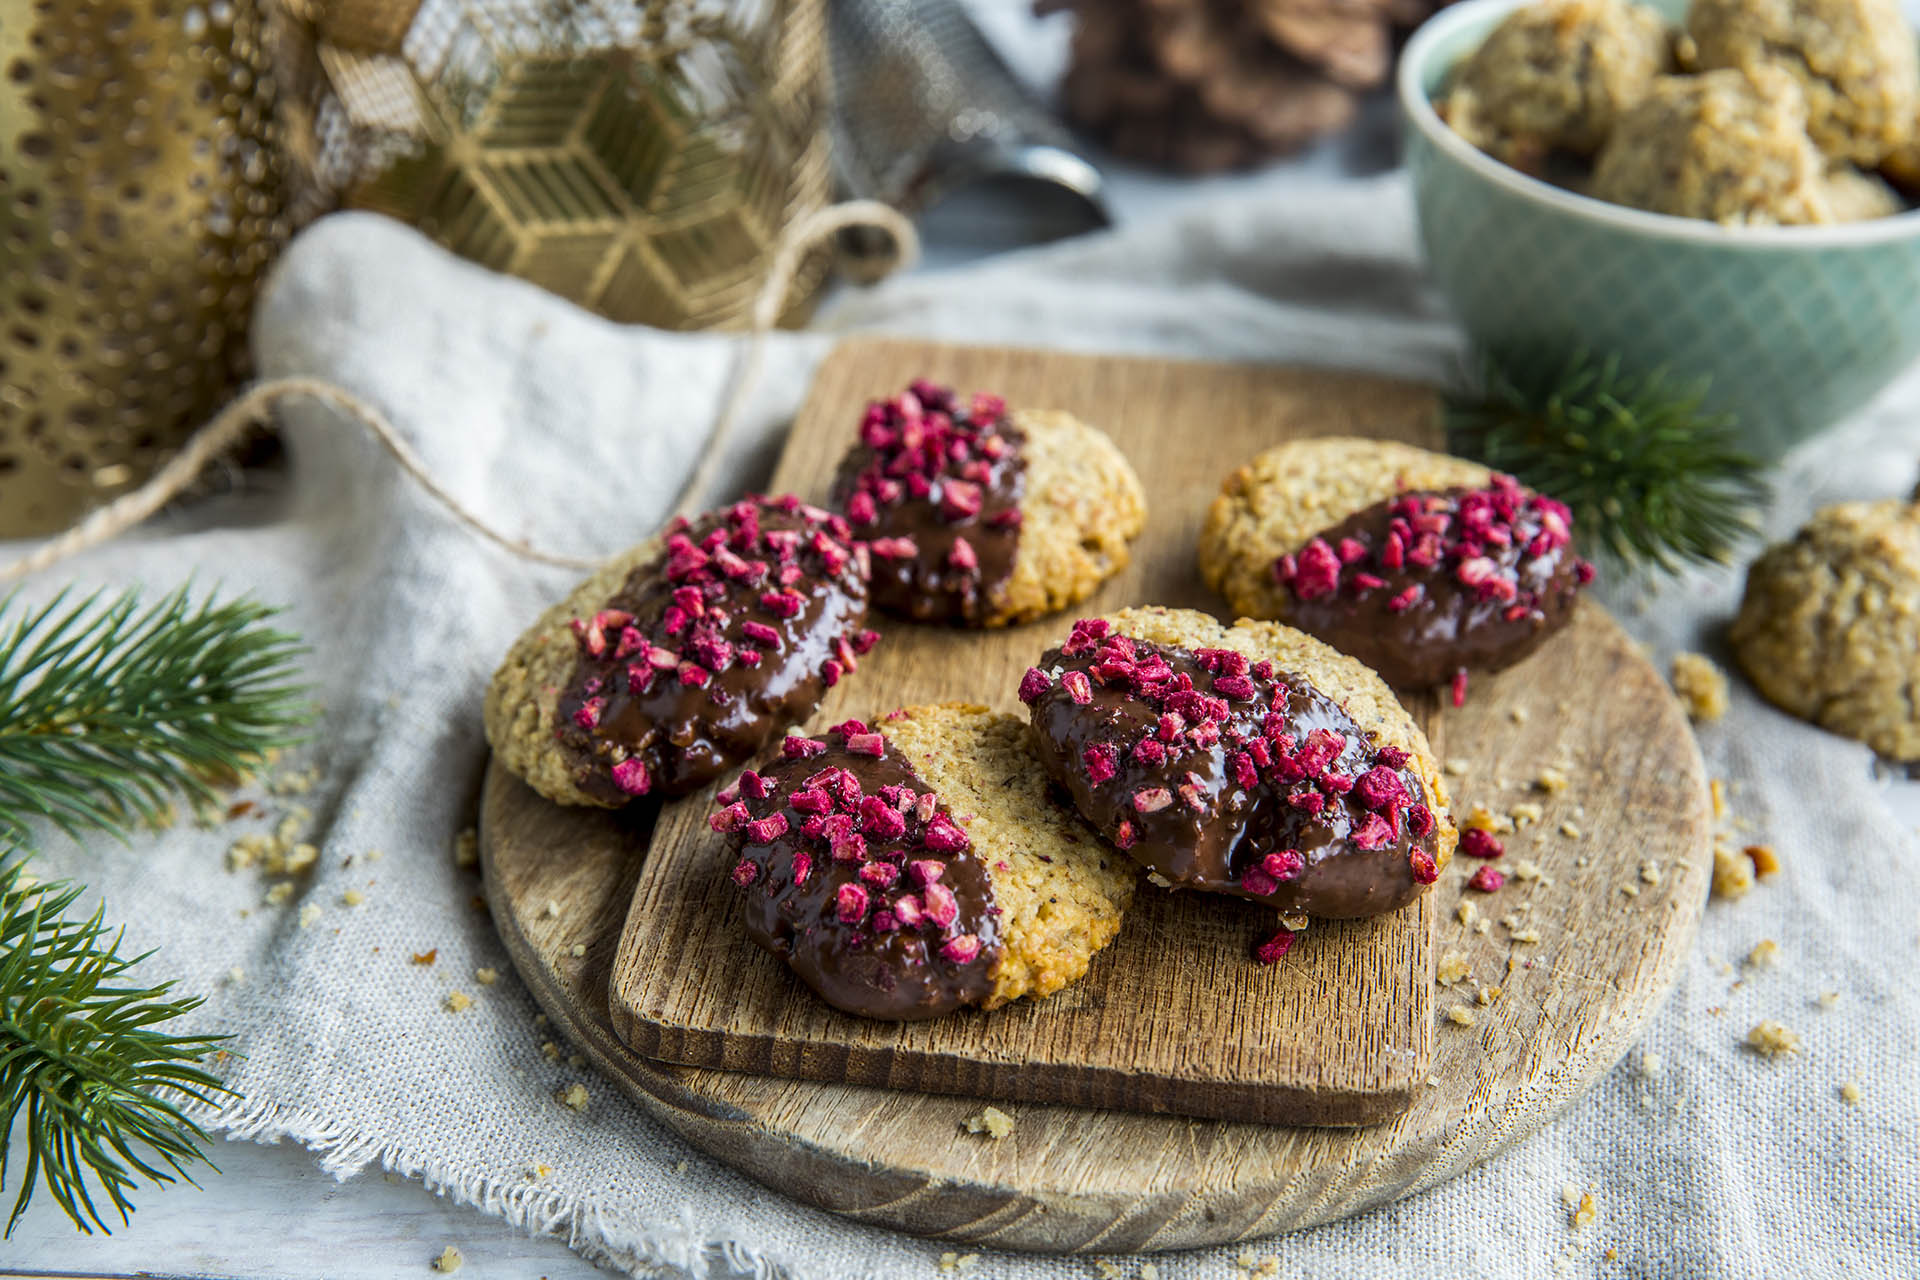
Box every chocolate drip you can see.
[719,729,1003,1020]
[1279,483,1589,690]
[555,499,871,802]
[1023,628,1440,919]
[831,382,1027,624]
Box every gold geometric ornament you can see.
[272,0,833,331]
[0,0,290,538]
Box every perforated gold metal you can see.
[273,0,832,332]
[0,0,289,537]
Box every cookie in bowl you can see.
[1019,607,1456,922]
[1197,437,1594,694]
[714,707,1137,1020]
[831,380,1146,627]
[484,495,875,807]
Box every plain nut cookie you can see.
[1197,437,1593,691]
[1019,607,1456,924]
[484,496,874,808]
[832,380,1146,627]
[713,707,1137,1020]
[1730,498,1920,760]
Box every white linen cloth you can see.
[12,178,1918,1278]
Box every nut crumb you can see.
[557,1082,589,1112]
[1670,652,1728,722]
[1467,804,1515,835]
[1437,949,1471,984]
[1712,845,1754,899]
[527,1163,552,1180]
[1446,1005,1476,1027]
[1745,939,1779,968]
[1475,984,1501,1006]
[1745,1020,1801,1058]
[1710,778,1727,820]
[431,1245,463,1273]
[963,1105,1015,1139]
[475,967,498,985]
[444,991,472,1013]
[1146,872,1172,889]
[1535,767,1569,794]
[411,949,438,966]
[342,889,365,907]
[1839,1080,1862,1105]
[1570,1189,1597,1229]
[1744,844,1780,878]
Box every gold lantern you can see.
[0,0,289,537]
[272,0,833,330]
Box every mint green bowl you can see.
[1398,0,1920,459]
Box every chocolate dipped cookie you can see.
[831,380,1146,627]
[1020,607,1455,921]
[714,707,1137,1020]
[484,495,875,807]
[1197,438,1593,694]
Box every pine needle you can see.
[0,860,233,1235]
[1446,349,1770,574]
[0,586,310,851]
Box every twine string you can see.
[0,199,919,584]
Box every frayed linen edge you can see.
[195,1094,796,1280]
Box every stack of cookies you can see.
[1041,0,1449,172]
[485,381,1598,1023]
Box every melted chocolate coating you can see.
[1283,486,1587,690]
[831,385,1027,624]
[1024,635,1439,919]
[554,500,870,802]
[723,734,1003,1020]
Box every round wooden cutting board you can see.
[478,339,1712,1253]
[480,603,1710,1254]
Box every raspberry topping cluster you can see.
[1020,619,1440,889]
[841,380,1022,580]
[714,721,989,967]
[565,496,877,797]
[1273,476,1595,619]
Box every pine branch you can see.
[0,586,310,851]
[0,859,233,1236]
[1446,349,1771,574]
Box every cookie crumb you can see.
[1444,758,1470,776]
[963,1105,1015,1139]
[1476,984,1501,1006]
[444,991,472,1013]
[1535,767,1569,794]
[431,1245,463,1273]
[1559,820,1582,839]
[936,1252,979,1274]
[1455,900,1479,927]
[557,1082,589,1112]
[411,949,438,966]
[568,943,587,958]
[297,903,322,929]
[1819,990,1841,1010]
[1839,1080,1862,1105]
[1467,804,1515,835]
[1447,1005,1476,1027]
[1670,652,1728,722]
[540,1041,561,1061]
[1511,801,1545,826]
[1745,939,1779,968]
[1509,705,1530,724]
[453,827,479,868]
[1639,860,1662,886]
[1745,1020,1801,1058]
[1513,858,1547,883]
[342,889,366,907]
[1744,843,1780,878]
[1710,778,1727,819]
[1637,1051,1663,1079]
[543,899,561,918]
[264,882,294,908]
[1437,949,1471,984]
[527,1163,552,1181]
[226,966,245,985]
[475,967,498,985]
[1712,845,1754,899]
[1570,1189,1597,1229]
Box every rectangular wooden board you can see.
[608,338,1446,1126]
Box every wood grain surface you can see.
[608,340,1448,1126]
[481,339,1713,1253]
